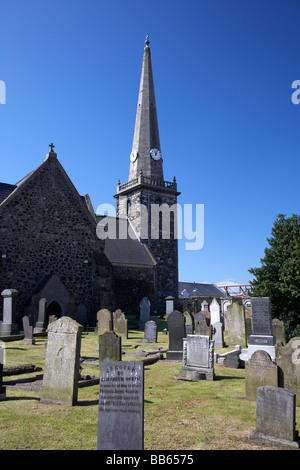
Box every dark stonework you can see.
[250,297,273,337]
[166,311,186,361]
[97,361,144,450]
[249,386,300,448]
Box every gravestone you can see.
[221,346,241,369]
[248,297,275,359]
[97,309,112,336]
[22,316,35,345]
[113,309,128,339]
[249,386,300,448]
[41,316,83,406]
[272,318,286,346]
[226,302,247,348]
[195,319,212,338]
[276,337,300,406]
[99,331,121,363]
[209,298,220,326]
[97,360,144,450]
[142,321,158,343]
[0,289,19,336]
[139,297,150,330]
[183,311,193,335]
[245,350,278,401]
[213,321,224,348]
[165,296,175,317]
[193,311,206,327]
[176,335,215,381]
[244,303,252,345]
[201,300,209,311]
[33,298,47,333]
[166,311,186,361]
[0,341,6,400]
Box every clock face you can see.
[130,150,138,162]
[150,148,162,161]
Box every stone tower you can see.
[114,37,180,313]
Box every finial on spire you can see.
[145,35,149,47]
[49,143,55,152]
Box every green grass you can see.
[1,320,299,450]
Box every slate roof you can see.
[0,183,17,204]
[96,215,156,268]
[178,282,225,298]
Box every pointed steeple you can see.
[129,36,164,181]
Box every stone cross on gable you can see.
[49,143,55,152]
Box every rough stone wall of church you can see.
[117,186,178,314]
[0,157,113,325]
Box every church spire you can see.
[129,36,164,181]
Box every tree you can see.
[249,213,300,340]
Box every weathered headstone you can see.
[272,318,286,346]
[201,300,209,311]
[22,316,35,345]
[142,320,158,343]
[41,316,83,406]
[195,319,212,338]
[165,296,175,317]
[99,331,121,363]
[176,335,214,381]
[226,302,247,348]
[248,297,275,359]
[0,341,6,400]
[245,350,278,401]
[276,337,300,406]
[0,289,19,336]
[249,386,300,448]
[97,360,144,450]
[33,298,47,333]
[183,311,194,335]
[139,297,150,330]
[209,298,220,326]
[213,321,224,348]
[218,345,241,368]
[166,311,186,361]
[193,311,206,327]
[113,309,128,339]
[97,309,112,336]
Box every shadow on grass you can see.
[77,400,99,406]
[214,375,245,381]
[4,396,40,402]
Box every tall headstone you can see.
[195,319,212,338]
[33,298,47,333]
[99,331,121,363]
[249,386,300,448]
[176,335,215,381]
[0,289,19,336]
[209,298,220,326]
[166,311,186,361]
[165,296,174,317]
[22,316,35,345]
[226,302,247,348]
[139,297,150,330]
[276,337,300,406]
[248,297,275,360]
[97,360,144,450]
[142,320,158,343]
[245,350,278,401]
[0,341,6,400]
[113,309,128,339]
[41,316,83,406]
[213,321,224,348]
[272,318,286,346]
[97,309,112,336]
[183,311,194,335]
[201,300,209,311]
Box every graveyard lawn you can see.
[1,323,299,450]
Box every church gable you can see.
[0,148,112,323]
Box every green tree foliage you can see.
[249,214,300,340]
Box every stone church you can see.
[0,37,180,329]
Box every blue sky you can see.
[0,0,299,288]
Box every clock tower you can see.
[114,36,180,313]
